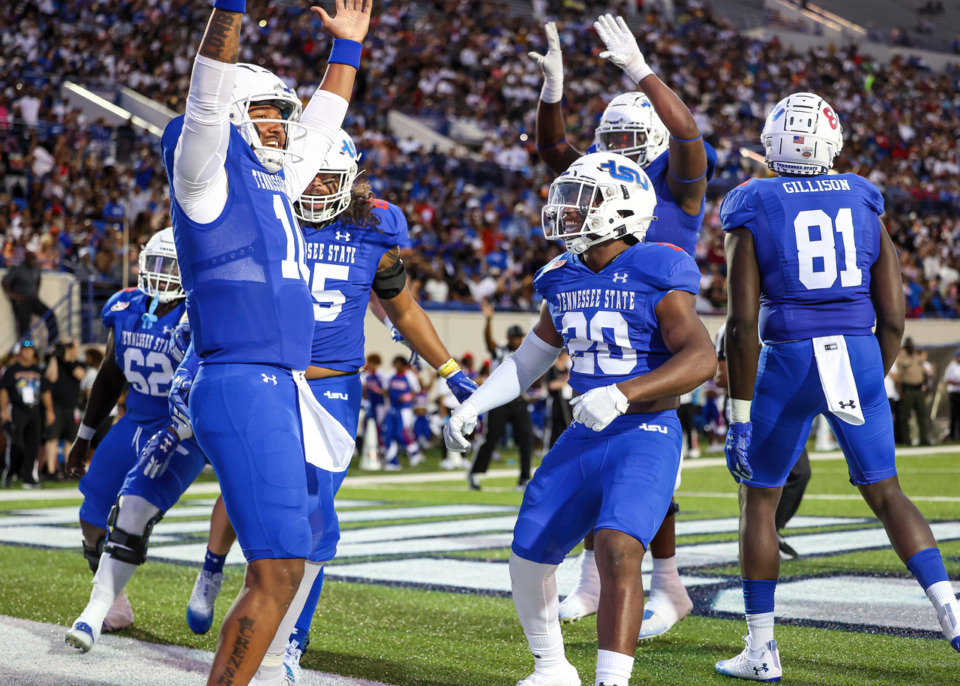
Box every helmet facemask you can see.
[229,65,307,173]
[594,93,670,168]
[294,130,362,225]
[138,228,184,304]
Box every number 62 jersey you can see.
[534,241,701,394]
[720,172,884,343]
[102,288,185,424]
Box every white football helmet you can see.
[542,152,657,255]
[294,129,361,225]
[229,64,306,173]
[594,92,669,168]
[762,92,843,176]
[138,227,184,303]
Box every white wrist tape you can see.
[729,398,752,424]
[78,423,97,441]
[540,77,563,105]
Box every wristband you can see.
[78,423,97,440]
[212,0,246,13]
[670,134,703,144]
[730,398,752,424]
[536,137,567,151]
[540,78,563,105]
[329,39,362,69]
[438,358,461,379]
[669,168,708,184]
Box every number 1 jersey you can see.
[534,242,701,394]
[720,173,884,343]
[161,115,314,370]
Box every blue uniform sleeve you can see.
[101,289,137,329]
[704,141,718,182]
[389,203,412,249]
[854,175,885,216]
[720,182,758,234]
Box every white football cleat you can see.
[558,553,601,623]
[65,619,100,653]
[409,453,425,467]
[186,569,224,634]
[101,590,134,631]
[516,661,581,686]
[637,590,693,640]
[715,637,782,682]
[359,453,381,471]
[283,639,303,685]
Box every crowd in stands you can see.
[2,0,960,335]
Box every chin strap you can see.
[141,293,160,329]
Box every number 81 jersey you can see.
[720,172,883,343]
[534,242,701,394]
[102,288,185,424]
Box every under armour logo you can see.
[262,374,277,385]
[753,664,769,675]
[839,400,857,409]
[324,391,348,400]
[613,272,628,283]
[335,231,351,241]
[162,325,173,335]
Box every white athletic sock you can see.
[575,549,600,592]
[253,561,323,683]
[78,554,138,628]
[595,649,633,686]
[647,555,691,615]
[509,552,566,671]
[926,580,960,639]
[746,611,775,655]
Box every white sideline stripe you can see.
[712,576,960,633]
[0,444,954,503]
[0,614,392,686]
[0,526,181,549]
[326,557,726,594]
[676,491,960,503]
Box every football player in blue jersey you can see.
[62,228,187,639]
[182,129,477,684]
[446,152,717,686]
[159,1,372,682]
[716,92,960,682]
[529,14,716,636]
[383,355,426,470]
[65,312,209,653]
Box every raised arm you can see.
[530,22,583,174]
[285,0,374,198]
[172,5,242,223]
[594,14,707,214]
[870,221,906,374]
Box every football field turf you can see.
[1,447,958,685]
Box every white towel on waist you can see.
[812,335,865,426]
[293,371,355,472]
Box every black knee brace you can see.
[82,536,105,574]
[665,499,680,517]
[104,500,164,566]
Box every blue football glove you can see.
[169,317,191,365]
[390,326,421,369]
[140,427,183,480]
[169,368,193,440]
[445,370,479,404]
[725,421,753,483]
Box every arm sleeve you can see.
[283,90,350,201]
[172,56,235,223]
[467,333,562,414]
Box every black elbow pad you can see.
[372,259,407,300]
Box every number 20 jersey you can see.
[534,242,701,394]
[161,115,314,370]
[720,173,883,343]
[303,201,408,372]
[101,288,185,424]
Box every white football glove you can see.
[594,14,653,84]
[570,384,630,432]
[527,22,564,104]
[444,400,480,452]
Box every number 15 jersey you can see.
[720,173,884,343]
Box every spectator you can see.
[544,349,573,449]
[892,337,932,446]
[0,340,44,488]
[2,251,58,344]
[944,349,960,442]
[41,338,85,481]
